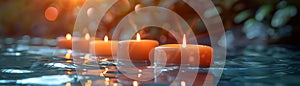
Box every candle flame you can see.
[133,81,138,86]
[66,33,72,40]
[136,33,141,41]
[85,33,90,40]
[67,49,72,53]
[182,34,186,48]
[180,81,186,86]
[104,35,108,42]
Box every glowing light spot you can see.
[105,78,110,82]
[138,73,142,78]
[135,4,141,12]
[87,8,94,17]
[65,82,71,86]
[65,53,71,59]
[66,33,72,40]
[182,34,186,48]
[133,81,138,86]
[180,81,186,86]
[136,33,141,41]
[104,35,108,42]
[45,7,59,21]
[67,49,72,53]
[85,33,90,40]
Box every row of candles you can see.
[57,33,213,67]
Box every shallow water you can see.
[0,44,299,86]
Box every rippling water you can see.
[0,44,299,86]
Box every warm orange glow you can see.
[138,73,142,78]
[133,81,138,86]
[45,7,59,21]
[136,33,141,41]
[105,78,110,82]
[65,53,71,59]
[182,34,186,48]
[66,33,72,40]
[85,33,90,40]
[84,54,90,60]
[85,80,92,86]
[104,35,108,42]
[65,82,71,86]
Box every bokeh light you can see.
[45,6,59,21]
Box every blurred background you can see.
[0,0,299,47]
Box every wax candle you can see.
[118,33,159,61]
[57,33,72,49]
[90,35,118,56]
[73,33,92,53]
[154,35,213,68]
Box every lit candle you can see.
[57,33,72,49]
[90,35,118,56]
[118,33,159,61]
[155,34,213,68]
[73,33,91,53]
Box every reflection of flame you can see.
[136,33,141,41]
[135,4,141,12]
[182,34,186,48]
[105,78,110,82]
[66,33,72,40]
[85,80,92,86]
[65,82,71,86]
[65,53,71,59]
[84,54,90,59]
[65,49,72,59]
[85,33,90,40]
[104,35,108,42]
[105,78,110,85]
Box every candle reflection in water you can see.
[65,82,71,86]
[85,80,92,86]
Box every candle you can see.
[73,33,92,53]
[57,33,72,49]
[90,35,118,56]
[118,33,159,61]
[154,34,213,68]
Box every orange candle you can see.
[118,33,159,61]
[90,35,118,56]
[155,35,213,68]
[57,33,72,49]
[73,33,100,53]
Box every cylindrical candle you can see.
[118,33,159,61]
[73,33,90,52]
[57,33,72,49]
[90,35,118,56]
[155,44,213,68]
